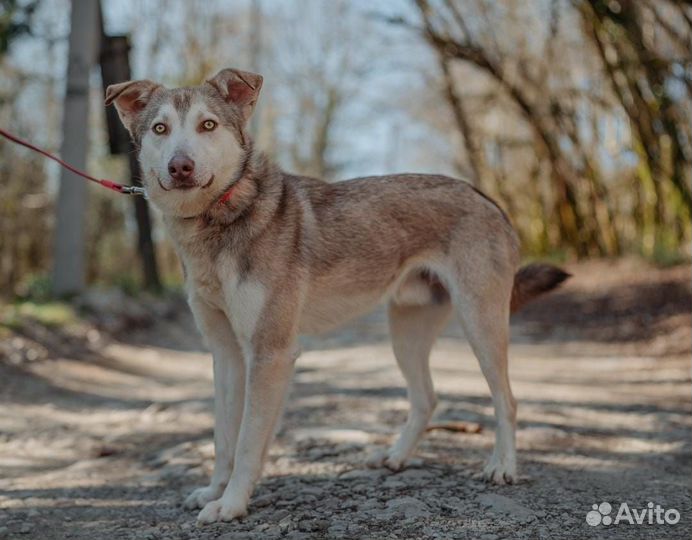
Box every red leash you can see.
[0,127,146,196]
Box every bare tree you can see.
[265,0,376,179]
[402,0,690,258]
[578,0,692,255]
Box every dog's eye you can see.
[152,123,167,135]
[201,120,217,131]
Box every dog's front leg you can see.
[196,345,295,523]
[184,299,245,510]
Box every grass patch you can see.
[0,301,78,330]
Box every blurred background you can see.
[1,3,691,538]
[1,0,690,300]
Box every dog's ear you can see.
[105,80,162,134]
[206,68,263,123]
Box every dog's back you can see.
[290,173,520,334]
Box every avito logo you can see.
[586,501,680,527]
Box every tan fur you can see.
[106,68,568,524]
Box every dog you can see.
[105,68,569,524]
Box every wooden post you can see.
[52,0,100,296]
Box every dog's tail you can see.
[510,263,570,313]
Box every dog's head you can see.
[105,68,262,217]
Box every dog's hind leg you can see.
[454,278,517,484]
[367,298,451,470]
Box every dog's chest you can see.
[182,249,265,340]
[185,253,225,307]
[167,222,232,310]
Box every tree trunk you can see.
[438,56,485,187]
[100,33,162,291]
[128,150,162,291]
[52,0,100,296]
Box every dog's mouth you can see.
[154,171,215,192]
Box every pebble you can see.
[284,533,311,540]
[278,515,293,532]
[384,496,432,519]
[359,498,382,512]
[327,524,348,538]
[394,468,435,482]
[478,493,535,522]
[347,523,367,536]
[298,519,329,532]
[252,493,276,508]
[272,509,290,521]
[382,477,406,489]
[339,468,387,481]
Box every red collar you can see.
[217,184,236,205]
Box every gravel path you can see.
[0,261,690,539]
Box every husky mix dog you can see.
[106,68,568,523]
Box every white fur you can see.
[228,280,267,352]
[140,100,244,218]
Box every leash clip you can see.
[121,185,148,198]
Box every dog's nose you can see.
[168,155,195,183]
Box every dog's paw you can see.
[196,500,223,524]
[184,485,225,510]
[479,455,516,485]
[365,447,408,471]
[197,497,247,524]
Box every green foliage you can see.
[521,250,570,267]
[113,273,142,297]
[15,273,52,303]
[648,239,692,268]
[1,300,77,330]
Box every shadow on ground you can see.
[0,260,690,539]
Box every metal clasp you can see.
[121,186,148,198]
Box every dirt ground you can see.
[0,259,690,540]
